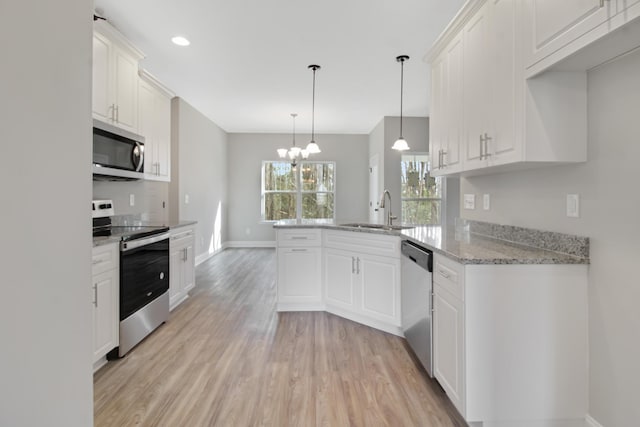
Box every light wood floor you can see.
[94,248,467,427]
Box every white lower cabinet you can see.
[323,230,401,334]
[92,243,119,365]
[276,229,322,310]
[169,225,195,310]
[432,253,588,425]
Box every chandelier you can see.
[277,113,307,167]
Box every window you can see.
[401,154,442,225]
[262,161,335,222]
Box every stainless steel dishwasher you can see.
[401,240,433,377]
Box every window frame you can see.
[261,160,336,223]
[400,152,444,226]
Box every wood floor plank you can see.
[94,248,467,426]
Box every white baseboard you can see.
[586,415,604,427]
[325,305,403,337]
[225,240,276,248]
[277,302,325,312]
[195,244,227,266]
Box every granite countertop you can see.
[401,226,589,265]
[273,219,590,265]
[92,220,198,247]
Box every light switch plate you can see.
[566,194,580,218]
[464,194,476,210]
[483,194,490,210]
[185,194,190,205]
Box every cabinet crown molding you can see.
[424,0,485,64]
[94,19,145,60]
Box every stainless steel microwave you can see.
[92,119,145,181]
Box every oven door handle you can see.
[121,232,170,252]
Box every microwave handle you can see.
[133,142,144,172]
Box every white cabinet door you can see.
[463,2,490,172]
[113,46,138,133]
[139,78,172,181]
[92,268,118,362]
[434,283,465,416]
[431,32,464,175]
[359,253,401,326]
[525,0,615,68]
[487,0,519,166]
[324,248,356,310]
[92,33,112,123]
[169,245,184,306]
[277,247,321,303]
[169,227,196,310]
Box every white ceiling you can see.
[94,0,464,134]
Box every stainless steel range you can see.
[92,200,170,358]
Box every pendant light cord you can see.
[291,113,297,147]
[399,58,404,139]
[312,67,316,141]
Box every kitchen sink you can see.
[339,223,413,231]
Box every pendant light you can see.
[277,113,308,167]
[306,64,322,154]
[392,55,410,151]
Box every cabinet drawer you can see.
[433,254,464,300]
[171,227,195,248]
[92,243,118,276]
[277,229,322,247]
[324,230,400,258]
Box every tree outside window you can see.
[401,154,442,225]
[262,161,335,221]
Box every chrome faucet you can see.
[379,189,397,226]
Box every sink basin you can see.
[339,223,413,231]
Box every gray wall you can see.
[369,117,435,223]
[0,0,93,425]
[93,180,169,223]
[171,98,228,260]
[227,133,369,243]
[460,50,640,426]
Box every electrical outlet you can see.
[483,194,490,210]
[129,194,135,207]
[566,194,580,218]
[184,194,190,205]
[464,194,476,210]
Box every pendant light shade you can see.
[306,64,322,154]
[392,55,410,151]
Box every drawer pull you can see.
[438,269,451,279]
[291,249,307,252]
[291,236,308,240]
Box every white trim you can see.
[93,357,108,373]
[325,305,403,337]
[226,240,276,248]
[277,302,325,312]
[586,415,604,427]
[195,244,227,266]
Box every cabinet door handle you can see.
[93,284,98,307]
[479,134,484,160]
[115,105,119,123]
[351,257,355,274]
[438,269,450,279]
[356,257,361,275]
[483,133,492,159]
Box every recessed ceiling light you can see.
[171,36,190,46]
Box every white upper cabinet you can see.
[430,32,463,175]
[524,0,615,70]
[428,0,587,177]
[92,21,144,134]
[139,71,173,182]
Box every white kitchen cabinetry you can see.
[431,253,588,425]
[324,230,401,335]
[524,0,616,71]
[92,21,143,133]
[169,225,195,310]
[276,229,322,311]
[430,32,464,175]
[92,243,119,366]
[429,0,587,177]
[139,70,173,182]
